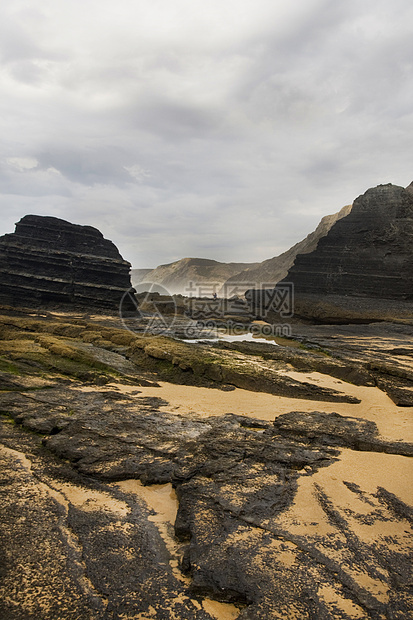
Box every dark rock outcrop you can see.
[1,308,413,618]
[253,184,413,323]
[0,215,134,311]
[1,384,412,619]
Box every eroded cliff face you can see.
[255,184,413,323]
[285,184,413,300]
[0,215,134,311]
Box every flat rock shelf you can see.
[0,308,412,619]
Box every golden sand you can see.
[106,373,413,443]
[8,364,412,620]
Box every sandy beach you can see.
[104,372,413,444]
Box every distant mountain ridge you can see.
[131,257,260,295]
[221,204,352,293]
[132,205,352,296]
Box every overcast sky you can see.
[0,0,412,268]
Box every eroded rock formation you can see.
[253,183,413,323]
[0,308,412,618]
[0,215,134,311]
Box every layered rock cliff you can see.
[0,215,134,311]
[264,183,413,322]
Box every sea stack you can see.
[0,215,134,311]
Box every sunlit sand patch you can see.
[274,448,412,608]
[316,583,366,619]
[115,480,178,527]
[113,480,241,619]
[103,378,413,443]
[269,473,336,537]
[202,598,240,620]
[51,481,130,516]
[312,448,413,507]
[277,449,413,536]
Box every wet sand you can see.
[273,447,413,616]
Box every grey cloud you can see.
[0,0,412,269]
[133,101,225,141]
[35,147,132,186]
[0,14,41,64]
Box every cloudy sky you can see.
[1,0,412,268]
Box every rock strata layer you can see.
[287,184,413,299]
[0,215,133,311]
[253,184,413,323]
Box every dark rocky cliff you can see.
[285,183,413,299]
[251,183,413,323]
[0,215,134,311]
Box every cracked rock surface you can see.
[0,308,412,619]
[1,382,412,619]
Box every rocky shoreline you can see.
[0,306,412,619]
